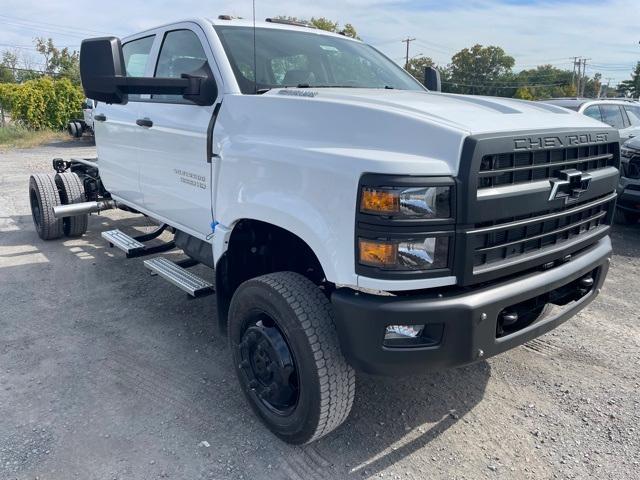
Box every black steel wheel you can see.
[29,173,63,240]
[228,272,355,444]
[238,315,300,416]
[55,172,88,237]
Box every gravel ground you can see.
[1,139,639,480]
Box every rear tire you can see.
[615,207,639,224]
[74,121,83,137]
[67,121,77,138]
[55,172,88,237]
[228,272,355,444]
[29,173,63,240]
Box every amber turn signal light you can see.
[358,239,398,268]
[360,188,400,215]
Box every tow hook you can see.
[577,275,595,296]
[500,311,519,327]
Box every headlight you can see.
[360,185,451,219]
[621,147,640,159]
[358,237,449,271]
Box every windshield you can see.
[214,26,425,93]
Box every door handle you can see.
[136,118,153,128]
[94,114,107,122]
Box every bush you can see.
[0,77,83,130]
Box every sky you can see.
[0,0,638,85]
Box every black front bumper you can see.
[331,236,612,376]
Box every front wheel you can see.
[228,272,355,444]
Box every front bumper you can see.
[331,236,612,376]
[617,176,640,212]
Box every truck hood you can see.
[265,88,606,135]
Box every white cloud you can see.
[0,0,638,83]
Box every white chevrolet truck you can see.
[28,17,620,444]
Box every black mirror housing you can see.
[424,66,442,92]
[80,36,217,106]
[80,37,128,104]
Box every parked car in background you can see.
[67,98,95,138]
[541,98,640,144]
[617,136,640,223]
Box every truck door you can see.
[95,34,156,207]
[135,26,219,239]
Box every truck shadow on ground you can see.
[1,212,491,479]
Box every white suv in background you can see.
[541,98,640,143]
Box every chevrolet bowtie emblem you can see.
[548,169,592,204]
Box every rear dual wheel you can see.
[228,272,355,444]
[29,172,88,240]
[55,172,88,237]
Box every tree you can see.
[511,65,574,100]
[34,37,80,84]
[405,56,434,84]
[513,87,534,100]
[618,62,640,98]
[274,16,360,39]
[444,44,515,96]
[1,51,19,82]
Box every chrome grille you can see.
[478,142,617,189]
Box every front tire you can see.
[228,272,355,444]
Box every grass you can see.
[0,124,67,150]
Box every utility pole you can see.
[402,37,416,70]
[572,57,579,95]
[581,58,591,97]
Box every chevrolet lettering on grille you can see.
[548,169,592,204]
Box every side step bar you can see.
[102,229,145,256]
[102,229,145,257]
[144,257,214,297]
[102,225,175,258]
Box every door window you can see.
[583,105,602,122]
[599,105,626,129]
[122,35,155,77]
[122,35,155,101]
[153,29,208,102]
[624,105,640,126]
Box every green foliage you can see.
[405,56,434,84]
[0,77,83,130]
[274,16,360,39]
[513,87,534,100]
[35,37,80,84]
[618,62,640,97]
[444,44,515,95]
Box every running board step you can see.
[143,257,214,297]
[102,229,145,257]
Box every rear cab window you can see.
[153,29,209,102]
[122,35,155,100]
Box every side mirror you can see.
[424,66,441,92]
[80,36,217,106]
[80,37,127,104]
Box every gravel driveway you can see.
[1,139,639,480]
